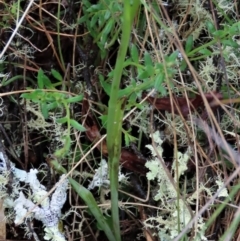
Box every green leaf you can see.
[77,15,87,24]
[66,94,83,103]
[167,51,178,64]
[212,30,226,38]
[206,21,216,34]
[102,18,114,36]
[96,215,112,231]
[38,69,53,89]
[70,119,86,131]
[159,85,167,96]
[64,136,71,153]
[37,69,44,89]
[144,52,153,67]
[54,136,71,157]
[198,48,212,57]
[44,93,56,102]
[56,116,68,124]
[179,60,187,71]
[130,44,139,63]
[47,102,58,111]
[145,65,154,76]
[118,85,134,98]
[51,69,62,81]
[137,69,151,80]
[82,0,91,8]
[229,23,240,35]
[54,147,66,157]
[99,75,111,96]
[98,13,105,29]
[221,39,239,48]
[90,13,99,28]
[104,10,111,20]
[99,115,108,128]
[21,90,42,102]
[185,35,193,53]
[40,102,48,119]
[87,4,101,12]
[123,130,138,147]
[154,73,165,91]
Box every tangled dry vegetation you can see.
[0,0,240,240]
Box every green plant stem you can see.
[220,209,240,241]
[57,0,65,72]
[106,1,140,241]
[104,27,121,49]
[187,39,217,57]
[51,161,117,241]
[1,75,35,86]
[63,101,71,135]
[205,183,240,228]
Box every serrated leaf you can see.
[56,116,68,124]
[130,44,139,63]
[185,35,193,53]
[51,69,62,81]
[66,95,83,103]
[70,119,86,131]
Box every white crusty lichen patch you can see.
[144,131,209,240]
[0,141,68,241]
[88,159,128,190]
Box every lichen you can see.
[144,131,210,240]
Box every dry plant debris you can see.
[0,0,240,240]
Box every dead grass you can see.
[0,0,240,240]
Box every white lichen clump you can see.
[144,131,209,240]
[88,159,128,190]
[0,142,68,241]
